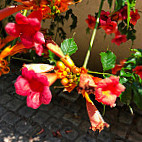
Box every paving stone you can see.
[5,98,24,111]
[32,111,49,124]
[45,117,63,131]
[136,117,142,134]
[39,103,54,111]
[15,120,32,134]
[0,106,7,117]
[104,108,119,124]
[14,93,26,100]
[60,126,78,141]
[1,112,20,125]
[128,130,142,142]
[63,113,82,126]
[18,106,36,118]
[0,93,12,105]
[119,111,134,125]
[58,91,80,102]
[0,80,11,92]
[68,103,81,113]
[43,129,68,142]
[75,135,96,142]
[44,137,61,142]
[6,86,15,94]
[0,121,13,138]
[14,135,29,142]
[97,130,111,142]
[49,106,66,118]
[79,120,90,132]
[45,117,57,127]
[111,123,129,139]
[27,124,45,137]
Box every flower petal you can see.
[5,23,20,37]
[34,73,49,86]
[20,34,34,48]
[14,76,31,96]
[22,67,35,80]
[0,5,24,21]
[34,32,45,44]
[28,10,43,22]
[16,13,29,24]
[34,43,43,56]
[27,92,41,109]
[23,63,54,73]
[28,18,41,31]
[41,86,52,104]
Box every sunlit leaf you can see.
[61,38,78,56]
[100,51,116,72]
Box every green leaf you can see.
[48,50,56,64]
[133,83,142,109]
[100,51,116,72]
[120,83,132,105]
[119,77,128,84]
[115,0,126,11]
[108,0,113,8]
[126,58,136,64]
[61,38,78,56]
[120,70,132,77]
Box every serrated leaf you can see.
[120,83,132,105]
[100,51,116,72]
[61,38,78,56]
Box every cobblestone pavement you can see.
[0,72,142,142]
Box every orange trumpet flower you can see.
[0,43,26,59]
[0,36,16,50]
[0,5,26,21]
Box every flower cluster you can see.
[0,0,141,134]
[133,66,142,79]
[86,6,140,46]
[5,11,45,56]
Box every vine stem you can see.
[12,57,33,62]
[83,0,105,68]
[87,70,113,76]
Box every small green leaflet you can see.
[100,50,116,72]
[61,38,78,56]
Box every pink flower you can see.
[5,10,45,56]
[119,6,127,20]
[133,66,142,79]
[95,76,125,107]
[101,21,118,35]
[15,67,52,109]
[130,9,140,25]
[85,15,96,29]
[111,31,127,46]
[100,10,110,26]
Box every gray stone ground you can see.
[0,71,142,142]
